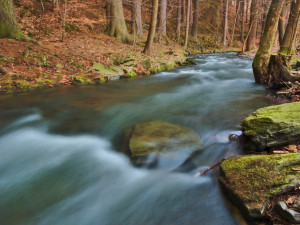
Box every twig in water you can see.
[198,158,226,176]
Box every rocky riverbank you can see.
[219,102,300,224]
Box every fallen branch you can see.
[198,158,226,176]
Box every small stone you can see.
[275,201,300,224]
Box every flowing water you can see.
[0,53,273,225]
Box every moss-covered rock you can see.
[92,63,123,76]
[219,153,300,219]
[121,120,203,157]
[241,102,300,151]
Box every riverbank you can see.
[0,34,191,94]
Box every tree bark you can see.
[143,0,159,55]
[176,0,182,42]
[223,0,229,47]
[106,0,132,43]
[246,0,259,51]
[191,0,199,39]
[184,0,191,50]
[230,0,240,46]
[252,0,284,84]
[278,1,289,44]
[279,0,300,55]
[0,0,29,41]
[240,0,245,42]
[132,0,143,39]
[267,54,300,88]
[159,0,167,36]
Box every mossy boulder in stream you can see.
[121,120,203,157]
[241,102,300,151]
[219,153,300,219]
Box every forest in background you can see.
[0,0,299,93]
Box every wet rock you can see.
[275,201,300,224]
[219,153,300,219]
[121,120,203,157]
[241,102,300,151]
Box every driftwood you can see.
[198,158,226,176]
[267,55,300,89]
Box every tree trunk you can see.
[278,1,289,44]
[143,0,159,55]
[159,0,167,36]
[0,0,29,41]
[230,0,240,46]
[191,0,199,39]
[240,0,245,42]
[52,0,60,10]
[184,0,191,50]
[223,0,229,47]
[176,0,182,42]
[267,54,300,88]
[106,0,132,43]
[252,0,284,84]
[246,0,259,51]
[132,0,143,39]
[279,0,300,56]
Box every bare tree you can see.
[132,0,144,39]
[184,0,191,50]
[143,0,159,54]
[191,0,199,39]
[159,0,167,36]
[223,0,229,47]
[279,0,300,55]
[176,0,182,42]
[106,0,132,43]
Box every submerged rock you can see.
[241,102,300,151]
[219,153,300,219]
[121,120,203,157]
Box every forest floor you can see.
[0,0,244,94]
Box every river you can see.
[0,53,273,225]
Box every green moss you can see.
[141,59,151,70]
[73,75,94,85]
[34,78,54,85]
[127,70,137,77]
[241,102,300,148]
[14,80,30,90]
[94,76,108,84]
[220,153,300,203]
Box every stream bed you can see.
[0,53,273,225]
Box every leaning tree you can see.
[252,0,285,84]
[0,0,30,41]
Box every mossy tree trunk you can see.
[106,0,132,43]
[191,0,199,39]
[0,0,29,41]
[132,0,143,39]
[252,0,284,84]
[246,0,259,51]
[143,0,158,55]
[279,0,300,56]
